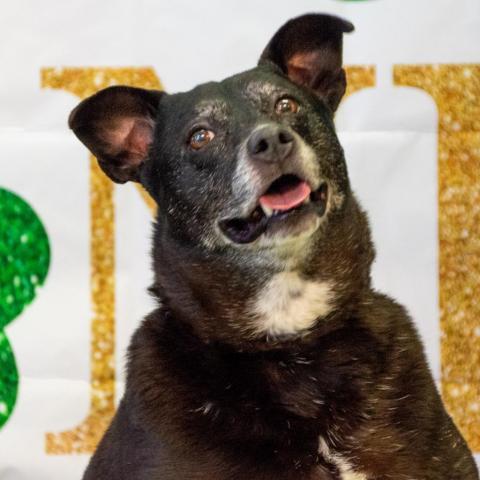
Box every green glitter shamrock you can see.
[0,188,50,429]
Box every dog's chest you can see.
[314,464,367,480]
[249,272,335,336]
[315,438,367,480]
[312,472,366,480]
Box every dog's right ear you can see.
[69,86,164,183]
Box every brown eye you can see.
[189,129,215,150]
[275,97,299,115]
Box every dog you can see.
[69,13,479,480]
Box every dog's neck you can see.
[150,194,374,351]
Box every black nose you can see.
[247,125,294,163]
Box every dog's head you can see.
[69,14,374,347]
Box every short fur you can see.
[69,13,478,480]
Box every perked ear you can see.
[259,14,354,113]
[69,86,163,183]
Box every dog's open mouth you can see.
[219,175,328,244]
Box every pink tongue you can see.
[259,181,311,211]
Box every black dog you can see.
[69,14,478,480]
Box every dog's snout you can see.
[247,125,294,163]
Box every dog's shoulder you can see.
[357,291,424,352]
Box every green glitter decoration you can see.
[0,188,50,429]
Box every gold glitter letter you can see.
[41,68,161,454]
[394,64,480,452]
[39,65,371,455]
[345,65,376,98]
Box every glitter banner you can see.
[38,64,480,455]
[395,64,480,451]
[1,2,479,477]
[41,67,162,454]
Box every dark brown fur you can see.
[70,13,479,480]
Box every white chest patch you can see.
[318,437,367,480]
[249,272,334,336]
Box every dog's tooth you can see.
[261,204,274,217]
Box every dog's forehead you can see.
[222,67,296,99]
[165,67,297,119]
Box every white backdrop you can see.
[0,0,479,478]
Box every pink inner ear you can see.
[287,51,321,86]
[125,118,154,159]
[103,116,154,166]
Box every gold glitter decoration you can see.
[394,64,480,452]
[38,65,374,455]
[41,67,162,101]
[345,65,376,97]
[41,68,162,454]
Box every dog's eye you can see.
[275,97,299,115]
[189,129,215,150]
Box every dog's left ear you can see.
[259,14,354,113]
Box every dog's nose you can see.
[247,125,294,163]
